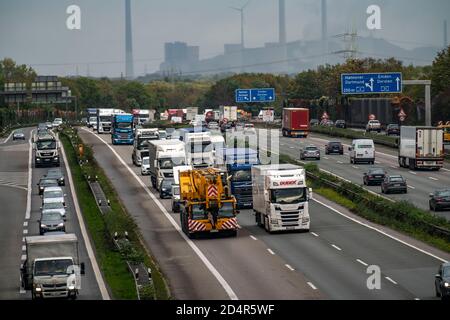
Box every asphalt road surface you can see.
[79,127,449,300]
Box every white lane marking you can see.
[60,137,111,300]
[352,166,359,169]
[290,147,295,149]
[408,185,416,190]
[429,177,439,181]
[311,232,319,237]
[324,157,329,160]
[0,184,28,192]
[25,130,33,220]
[390,166,397,169]
[0,131,14,144]
[313,198,448,263]
[285,264,295,271]
[332,244,342,251]
[409,171,417,175]
[22,237,25,243]
[375,161,381,164]
[267,249,275,255]
[307,282,317,290]
[250,235,258,241]
[385,277,398,285]
[337,161,344,164]
[356,259,368,267]
[22,229,28,235]
[83,128,239,300]
[23,221,28,227]
[442,168,450,172]
[22,245,26,252]
[21,254,26,261]
[19,287,26,294]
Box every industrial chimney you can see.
[279,0,286,45]
[125,0,134,79]
[321,0,327,41]
[444,20,448,48]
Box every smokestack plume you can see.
[279,0,286,45]
[321,0,327,41]
[125,0,134,79]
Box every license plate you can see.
[285,226,296,230]
[210,230,219,233]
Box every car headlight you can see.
[40,224,47,228]
[54,157,59,160]
[68,285,75,290]
[35,287,42,292]
[445,282,449,288]
[58,223,64,227]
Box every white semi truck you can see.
[148,140,186,190]
[252,164,311,233]
[132,128,160,166]
[20,234,85,300]
[179,128,214,168]
[399,126,444,170]
[96,108,114,134]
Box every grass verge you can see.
[60,128,171,300]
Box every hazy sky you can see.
[1,0,449,77]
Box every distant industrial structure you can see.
[125,0,134,79]
[159,0,440,76]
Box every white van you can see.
[349,139,375,164]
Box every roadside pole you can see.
[403,80,432,126]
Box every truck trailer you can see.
[282,108,310,138]
[21,234,85,300]
[398,126,444,170]
[148,140,186,190]
[252,164,311,233]
[132,128,160,166]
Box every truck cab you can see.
[111,113,134,145]
[132,128,160,166]
[219,148,259,209]
[34,133,60,168]
[179,128,214,168]
[96,109,114,134]
[21,234,85,300]
[252,164,311,233]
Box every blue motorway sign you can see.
[236,88,276,103]
[341,73,402,95]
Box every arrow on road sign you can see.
[365,78,374,92]
[396,77,400,91]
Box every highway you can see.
[0,127,105,300]
[275,130,450,220]
[79,127,449,300]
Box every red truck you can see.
[282,108,310,138]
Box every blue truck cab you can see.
[220,148,260,209]
[111,113,134,145]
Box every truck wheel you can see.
[409,160,416,170]
[264,216,272,234]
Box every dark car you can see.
[13,130,26,140]
[37,178,59,195]
[159,178,175,199]
[45,168,65,186]
[435,262,450,300]
[429,189,450,211]
[335,120,347,129]
[221,123,232,133]
[39,211,65,235]
[386,124,400,136]
[300,145,321,160]
[310,119,319,126]
[363,168,386,186]
[325,142,344,155]
[381,175,407,194]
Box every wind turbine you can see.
[229,0,252,49]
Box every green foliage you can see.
[431,45,450,122]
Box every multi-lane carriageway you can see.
[78,127,449,300]
[0,128,107,300]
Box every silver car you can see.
[42,187,66,206]
[41,202,66,219]
[13,130,26,140]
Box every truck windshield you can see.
[232,170,251,182]
[100,116,111,122]
[218,202,235,218]
[159,158,185,169]
[270,188,306,204]
[34,259,73,276]
[116,122,132,129]
[190,142,211,153]
[36,140,56,150]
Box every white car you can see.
[42,186,66,206]
[52,118,63,128]
[366,120,382,133]
[141,156,150,176]
[41,202,67,219]
[244,124,256,135]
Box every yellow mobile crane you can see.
[179,168,239,238]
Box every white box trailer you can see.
[220,106,238,122]
[399,126,444,170]
[186,107,199,121]
[252,164,311,233]
[21,234,84,299]
[148,140,186,190]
